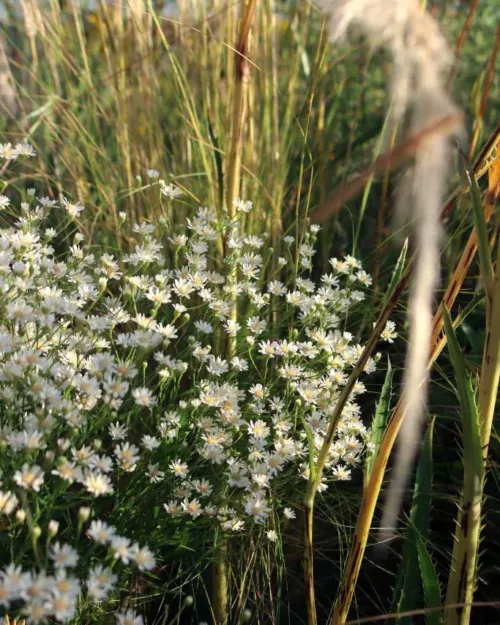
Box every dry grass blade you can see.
[447,0,480,87]
[311,113,463,224]
[212,5,257,623]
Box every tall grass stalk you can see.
[210,5,257,623]
[329,137,500,625]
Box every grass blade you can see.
[416,532,442,625]
[442,308,483,477]
[394,418,435,625]
[364,359,393,487]
[382,238,408,308]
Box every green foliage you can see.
[394,419,439,625]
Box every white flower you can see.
[244,494,269,523]
[161,183,183,199]
[109,422,128,440]
[164,500,182,516]
[133,386,156,407]
[142,435,160,451]
[0,490,18,515]
[52,460,83,484]
[50,542,79,568]
[231,356,248,371]
[169,459,188,478]
[132,544,157,571]
[283,507,296,520]
[61,196,84,218]
[83,470,114,497]
[247,420,270,439]
[221,517,245,532]
[115,443,140,472]
[0,142,17,159]
[0,195,10,210]
[147,463,165,483]
[146,169,160,179]
[332,465,351,481]
[381,320,398,343]
[181,497,203,518]
[267,530,278,542]
[233,198,253,213]
[111,536,133,564]
[88,520,116,544]
[13,464,44,492]
[116,609,144,625]
[87,564,117,601]
[14,142,36,157]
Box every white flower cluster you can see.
[0,142,37,161]
[0,516,154,623]
[0,154,397,622]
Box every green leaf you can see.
[416,533,442,625]
[394,419,435,625]
[382,238,408,308]
[442,307,483,478]
[364,359,392,486]
[412,417,434,540]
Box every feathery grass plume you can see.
[0,33,18,117]
[314,0,463,532]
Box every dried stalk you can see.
[224,0,256,358]
[225,0,257,224]
[210,6,257,623]
[447,0,480,87]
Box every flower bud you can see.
[48,520,59,537]
[31,526,42,540]
[45,450,55,463]
[15,509,26,523]
[183,595,194,607]
[78,507,91,523]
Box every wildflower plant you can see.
[0,147,396,623]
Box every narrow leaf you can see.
[383,238,408,308]
[364,360,393,486]
[416,533,442,625]
[442,307,483,477]
[394,419,435,625]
